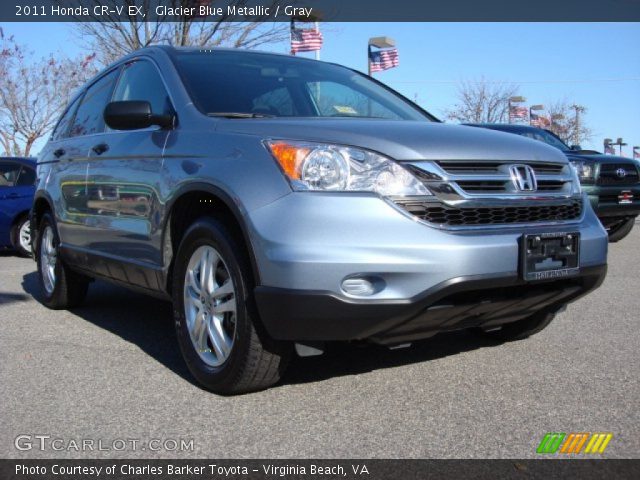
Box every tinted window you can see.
[51,96,81,141]
[172,51,432,121]
[252,87,296,116]
[112,60,171,115]
[16,166,36,186]
[69,69,119,138]
[0,162,21,187]
[519,130,570,151]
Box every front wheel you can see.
[36,213,89,309]
[476,311,556,342]
[606,217,635,243]
[172,216,290,394]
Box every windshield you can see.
[517,129,570,151]
[171,50,434,121]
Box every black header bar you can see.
[1,459,640,480]
[3,0,640,22]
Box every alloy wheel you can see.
[183,245,237,367]
[40,226,57,294]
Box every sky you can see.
[1,22,639,155]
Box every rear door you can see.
[43,69,120,250]
[0,161,24,244]
[13,161,36,215]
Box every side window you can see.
[69,69,119,138]
[112,60,171,115]
[51,96,81,142]
[16,166,36,186]
[0,162,21,187]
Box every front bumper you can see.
[247,192,608,343]
[255,265,606,344]
[583,184,640,219]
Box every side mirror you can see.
[104,101,173,130]
[570,144,582,151]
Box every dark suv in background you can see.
[467,124,640,242]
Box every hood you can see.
[215,119,568,163]
[564,151,639,165]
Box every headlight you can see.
[570,160,595,182]
[266,140,431,196]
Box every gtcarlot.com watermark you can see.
[14,435,194,453]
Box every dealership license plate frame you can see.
[618,190,633,205]
[520,232,580,281]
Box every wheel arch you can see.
[162,182,262,294]
[30,194,55,251]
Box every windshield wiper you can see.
[207,112,275,119]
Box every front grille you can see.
[455,179,565,194]
[436,161,565,176]
[536,180,565,191]
[436,162,502,174]
[432,160,570,195]
[455,180,505,192]
[395,199,583,226]
[597,164,639,185]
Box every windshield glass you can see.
[517,129,570,151]
[171,50,433,121]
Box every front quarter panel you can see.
[161,127,292,218]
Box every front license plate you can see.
[618,190,633,204]
[521,232,580,281]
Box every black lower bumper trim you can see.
[254,265,607,344]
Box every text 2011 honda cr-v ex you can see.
[32,47,608,394]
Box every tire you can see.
[606,217,635,243]
[172,216,290,394]
[11,215,32,257]
[36,212,89,309]
[477,311,556,342]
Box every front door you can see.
[83,59,173,273]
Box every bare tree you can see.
[445,78,520,124]
[72,0,291,65]
[546,100,593,146]
[0,29,97,156]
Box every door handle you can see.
[53,148,66,158]
[92,143,109,155]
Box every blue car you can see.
[0,157,36,256]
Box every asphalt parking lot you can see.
[1,223,639,460]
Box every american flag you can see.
[530,112,551,128]
[369,48,399,73]
[509,105,528,120]
[604,144,616,155]
[290,28,323,54]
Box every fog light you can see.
[341,277,377,296]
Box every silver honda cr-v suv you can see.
[32,47,608,394]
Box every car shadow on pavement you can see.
[281,333,502,387]
[22,271,503,390]
[0,291,30,305]
[21,271,194,384]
